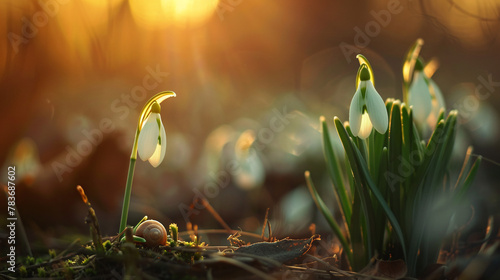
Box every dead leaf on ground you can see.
[234,234,321,265]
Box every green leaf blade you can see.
[305,171,353,265]
[334,117,407,261]
[321,117,352,225]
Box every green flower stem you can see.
[119,129,140,234]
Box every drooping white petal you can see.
[148,119,167,168]
[159,120,167,163]
[148,143,162,168]
[349,86,364,137]
[137,113,160,161]
[149,120,167,167]
[409,71,432,124]
[364,80,388,134]
[358,112,373,139]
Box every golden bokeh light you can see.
[129,0,219,29]
[422,0,500,49]
[52,0,124,71]
[446,2,493,47]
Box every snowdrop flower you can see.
[408,59,445,127]
[349,67,388,139]
[234,129,265,190]
[409,70,432,125]
[137,101,167,167]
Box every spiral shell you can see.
[135,220,167,247]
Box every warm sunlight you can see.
[129,0,219,29]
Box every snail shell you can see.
[135,220,167,247]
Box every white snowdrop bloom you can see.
[137,102,167,167]
[349,67,388,139]
[409,70,433,125]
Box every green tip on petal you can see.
[414,58,424,72]
[360,67,371,81]
[151,101,161,114]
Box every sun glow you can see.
[129,0,219,29]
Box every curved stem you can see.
[119,130,139,233]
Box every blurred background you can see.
[1,0,499,252]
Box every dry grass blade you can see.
[0,273,17,280]
[222,252,282,268]
[197,198,233,233]
[179,228,263,240]
[284,263,395,280]
[283,265,352,278]
[76,185,103,253]
[199,255,276,280]
[261,208,270,241]
[305,254,351,277]
[266,220,273,242]
[111,227,130,243]
[54,238,81,259]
